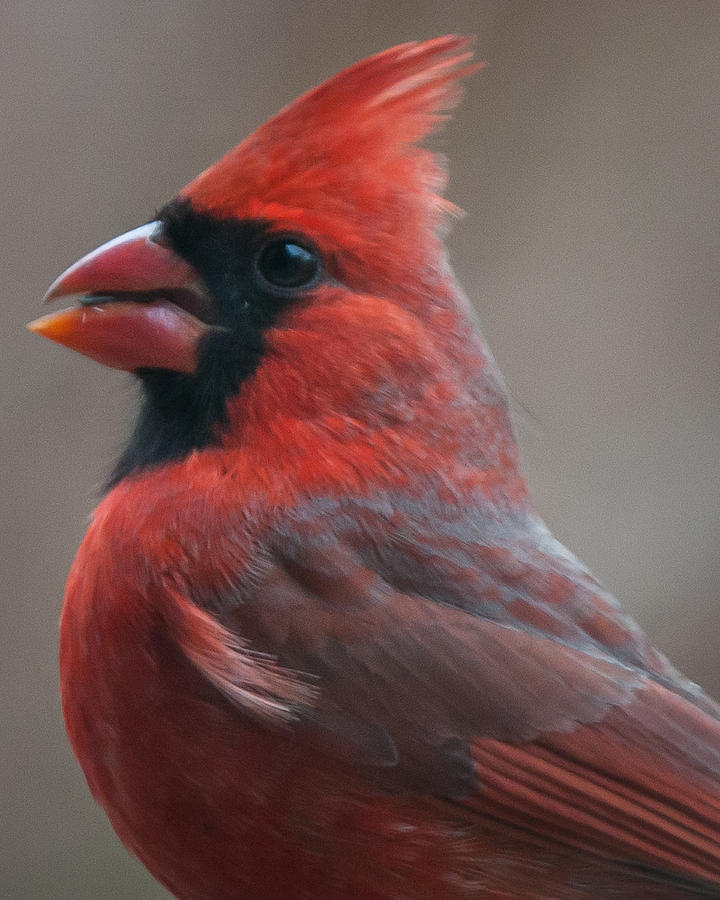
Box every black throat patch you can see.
[108,200,307,488]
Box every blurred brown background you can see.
[2,1,719,897]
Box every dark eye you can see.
[256,239,321,291]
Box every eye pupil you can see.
[257,240,320,289]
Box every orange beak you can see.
[28,222,212,374]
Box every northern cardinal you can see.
[30,37,720,899]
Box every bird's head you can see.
[30,37,519,495]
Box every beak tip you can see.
[42,278,69,305]
[26,311,66,339]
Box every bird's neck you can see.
[219,283,524,507]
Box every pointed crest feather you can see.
[181,37,481,290]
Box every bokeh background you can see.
[2,2,719,896]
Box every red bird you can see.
[31,37,720,898]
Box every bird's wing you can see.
[466,690,720,889]
[170,493,720,890]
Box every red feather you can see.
[182,36,482,298]
[40,36,720,898]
